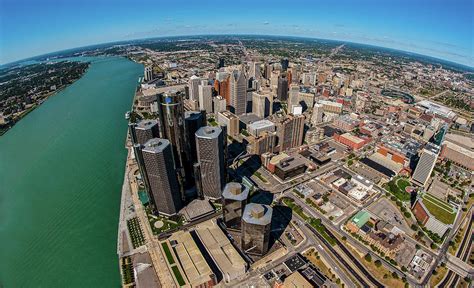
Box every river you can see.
[0,57,142,287]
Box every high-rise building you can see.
[248,131,277,155]
[264,63,273,80]
[217,111,239,137]
[184,111,205,165]
[188,75,201,101]
[252,92,272,118]
[311,103,324,125]
[242,203,273,256]
[217,58,225,68]
[213,95,227,115]
[144,66,153,82]
[157,90,188,194]
[280,58,289,71]
[222,182,249,231]
[142,138,183,216]
[249,62,261,79]
[196,126,226,199]
[412,144,439,188]
[277,114,305,152]
[229,70,247,115]
[277,74,289,101]
[198,84,213,113]
[288,84,300,108]
[133,119,160,145]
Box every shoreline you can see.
[0,61,91,137]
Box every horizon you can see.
[3,33,474,71]
[0,0,473,67]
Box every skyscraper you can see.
[198,84,213,113]
[277,74,289,101]
[280,58,289,71]
[134,119,160,145]
[157,90,188,195]
[142,138,183,216]
[188,75,201,101]
[229,70,247,115]
[412,144,439,188]
[311,103,324,125]
[252,92,272,118]
[144,66,153,82]
[249,62,261,79]
[242,203,273,256]
[222,182,249,231]
[277,114,305,152]
[184,111,205,165]
[213,95,227,115]
[195,126,226,199]
[288,84,300,108]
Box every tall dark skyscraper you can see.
[277,74,289,101]
[133,119,160,145]
[142,138,183,216]
[242,203,273,256]
[195,126,225,199]
[157,90,188,197]
[222,182,249,231]
[184,111,205,165]
[229,69,247,115]
[280,58,289,71]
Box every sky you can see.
[0,0,473,66]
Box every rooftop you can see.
[180,199,215,222]
[242,203,273,226]
[195,126,222,139]
[142,138,170,154]
[136,119,158,130]
[222,182,250,201]
[351,210,370,228]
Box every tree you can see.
[404,211,411,218]
[364,253,372,262]
[342,236,347,241]
[411,224,418,231]
[401,266,407,272]
[374,260,382,267]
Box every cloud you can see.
[263,21,270,25]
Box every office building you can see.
[334,132,370,150]
[185,111,205,165]
[288,84,300,108]
[252,92,272,118]
[142,138,183,216]
[133,119,160,145]
[274,156,307,180]
[280,58,289,71]
[213,95,227,114]
[264,63,273,79]
[439,136,474,171]
[319,100,343,114]
[412,144,439,188]
[247,131,276,155]
[229,70,247,115]
[242,204,273,256]
[249,62,261,79]
[189,75,201,101]
[277,114,305,152]
[217,111,239,137]
[196,126,226,199]
[311,103,324,125]
[157,90,188,193]
[247,119,275,137]
[277,74,289,101]
[144,66,153,82]
[198,84,213,113]
[222,182,250,231]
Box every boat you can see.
[125,111,130,120]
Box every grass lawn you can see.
[430,266,447,287]
[161,242,175,265]
[383,177,411,202]
[253,171,268,183]
[423,194,455,212]
[422,194,456,225]
[346,244,405,287]
[172,266,186,286]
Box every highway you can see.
[438,210,473,288]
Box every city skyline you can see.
[1,0,473,67]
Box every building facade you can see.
[242,204,273,256]
[222,182,249,231]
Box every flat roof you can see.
[142,138,170,154]
[180,199,215,222]
[222,182,249,201]
[218,110,239,119]
[136,119,158,130]
[194,220,246,281]
[351,210,370,228]
[195,126,222,139]
[242,203,272,226]
[341,132,365,144]
[169,231,214,286]
[248,119,275,130]
[284,271,313,288]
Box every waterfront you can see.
[0,57,142,286]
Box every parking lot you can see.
[367,198,412,234]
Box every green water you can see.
[0,57,142,287]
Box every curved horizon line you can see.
[2,33,473,71]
